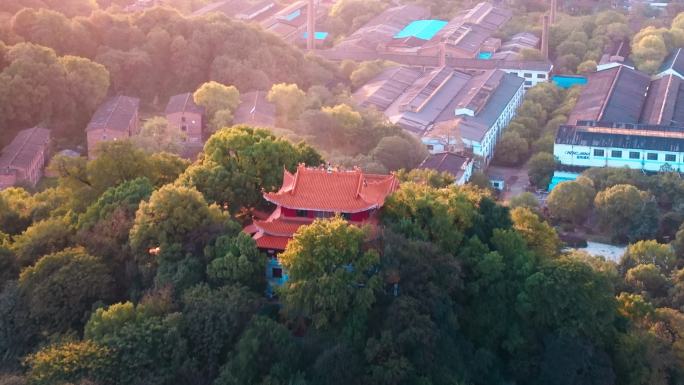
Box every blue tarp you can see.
[547,171,580,191]
[394,20,448,41]
[478,52,493,60]
[302,31,329,40]
[552,75,588,89]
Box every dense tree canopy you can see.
[178,125,323,210]
[279,217,380,334]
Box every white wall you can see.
[501,69,550,90]
[554,143,684,172]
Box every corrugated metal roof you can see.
[0,126,50,170]
[164,93,205,115]
[568,66,651,125]
[659,48,684,76]
[418,152,470,178]
[86,95,140,132]
[556,123,684,152]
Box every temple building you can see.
[249,165,399,290]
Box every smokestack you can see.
[541,14,549,60]
[307,0,315,50]
[550,0,557,24]
[439,42,446,67]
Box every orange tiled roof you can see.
[253,219,306,237]
[254,233,290,250]
[264,165,399,213]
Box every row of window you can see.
[522,73,547,79]
[295,209,352,220]
[593,149,677,162]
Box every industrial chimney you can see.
[541,14,550,60]
[307,0,315,50]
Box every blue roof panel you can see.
[394,19,448,41]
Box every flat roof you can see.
[394,20,448,41]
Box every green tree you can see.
[147,152,190,187]
[511,207,560,259]
[59,54,110,135]
[349,60,395,89]
[129,184,231,291]
[624,264,670,302]
[206,233,266,290]
[11,216,74,267]
[620,240,676,274]
[0,187,34,235]
[267,83,306,125]
[133,117,184,154]
[522,256,617,342]
[279,217,381,333]
[214,316,303,385]
[594,184,657,242]
[371,135,428,171]
[193,81,240,131]
[0,281,37,362]
[181,284,262,382]
[25,340,112,385]
[19,247,113,335]
[509,192,540,212]
[527,152,556,188]
[494,131,529,166]
[85,301,187,385]
[395,168,455,188]
[382,183,482,253]
[577,59,598,73]
[547,180,595,224]
[178,125,322,210]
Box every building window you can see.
[272,267,283,278]
[524,73,532,78]
[593,149,604,157]
[524,81,532,86]
[181,125,187,132]
[537,73,546,79]
[647,153,658,161]
[427,144,434,150]
[611,150,622,158]
[629,151,640,159]
[181,117,186,122]
[342,212,352,220]
[666,154,677,162]
[296,209,308,217]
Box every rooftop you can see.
[233,90,276,127]
[86,95,140,132]
[659,47,684,76]
[263,165,399,213]
[333,4,431,53]
[432,70,524,142]
[164,93,205,116]
[394,19,448,40]
[418,152,471,178]
[0,126,50,170]
[191,0,276,20]
[556,122,684,152]
[353,66,423,111]
[567,66,651,125]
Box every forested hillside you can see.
[0,6,339,144]
[2,1,684,385]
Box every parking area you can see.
[486,165,531,202]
